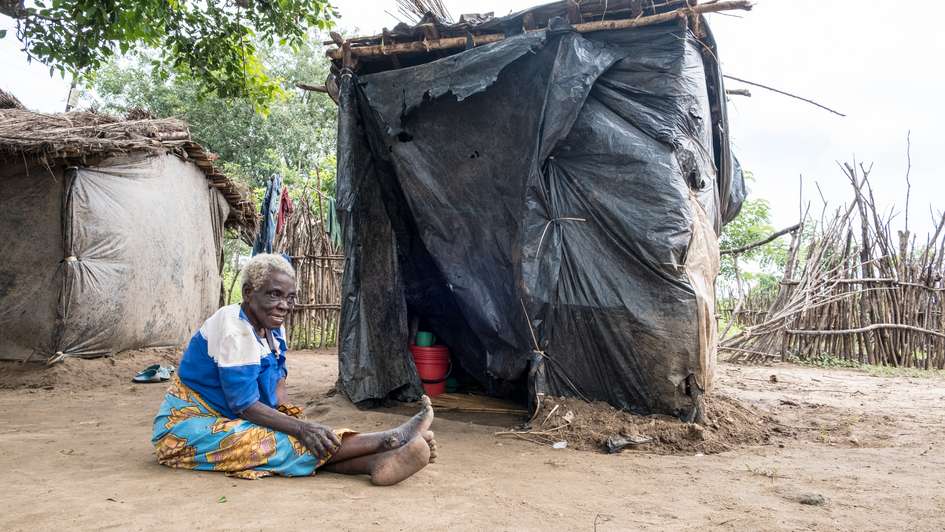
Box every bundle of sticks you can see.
[721,156,945,370]
[394,0,453,23]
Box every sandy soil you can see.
[1,350,943,531]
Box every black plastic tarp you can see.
[335,19,744,416]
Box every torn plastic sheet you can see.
[359,31,547,136]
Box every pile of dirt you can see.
[0,348,180,391]
[519,394,775,455]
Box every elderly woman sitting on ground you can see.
[152,254,436,484]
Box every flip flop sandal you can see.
[132,363,176,383]
[132,367,164,383]
[156,366,173,382]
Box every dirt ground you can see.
[1,350,943,531]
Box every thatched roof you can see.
[0,107,256,229]
[0,88,26,110]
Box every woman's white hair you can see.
[242,253,296,291]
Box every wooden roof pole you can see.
[326,1,752,61]
[327,33,505,61]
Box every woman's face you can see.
[242,271,297,330]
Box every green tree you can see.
[83,37,337,190]
[0,0,336,110]
[719,174,788,284]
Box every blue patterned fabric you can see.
[151,378,326,479]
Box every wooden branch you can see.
[566,0,583,24]
[292,303,342,310]
[788,323,945,340]
[723,75,846,117]
[725,88,751,97]
[329,31,345,46]
[572,1,752,33]
[327,1,753,61]
[719,296,744,341]
[296,83,329,94]
[327,32,504,60]
[721,223,801,256]
[288,254,344,260]
[829,278,945,292]
[718,346,780,358]
[0,0,27,18]
[904,130,912,232]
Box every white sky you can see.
[3,0,943,236]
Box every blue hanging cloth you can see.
[252,174,282,255]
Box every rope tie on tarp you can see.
[534,217,586,258]
[519,299,590,402]
[47,351,68,365]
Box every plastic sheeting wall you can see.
[0,153,229,362]
[336,22,745,417]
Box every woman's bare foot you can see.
[370,437,430,486]
[424,430,438,463]
[384,395,435,449]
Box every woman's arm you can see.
[276,378,288,405]
[240,401,341,458]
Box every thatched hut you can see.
[0,94,256,363]
[326,0,749,418]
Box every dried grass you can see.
[0,106,256,229]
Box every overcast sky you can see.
[3,1,943,236]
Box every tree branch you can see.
[721,223,802,256]
[725,88,751,97]
[788,323,945,341]
[296,83,328,94]
[0,0,27,19]
[723,74,846,117]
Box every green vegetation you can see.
[786,353,945,378]
[861,365,945,379]
[785,353,862,369]
[0,0,336,111]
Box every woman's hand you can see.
[296,421,342,459]
[239,402,341,458]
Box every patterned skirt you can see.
[152,377,351,480]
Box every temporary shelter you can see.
[327,0,749,418]
[0,94,256,363]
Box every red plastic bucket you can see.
[410,344,450,397]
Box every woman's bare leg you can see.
[322,437,430,486]
[325,396,436,463]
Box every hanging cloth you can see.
[252,175,282,255]
[276,185,294,236]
